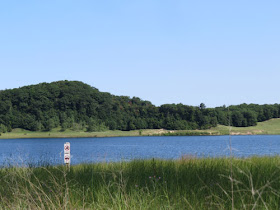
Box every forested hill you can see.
[0,80,279,132]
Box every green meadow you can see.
[1,118,280,139]
[1,157,280,209]
[210,118,280,135]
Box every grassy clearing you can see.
[1,157,280,209]
[211,118,280,135]
[0,128,171,139]
[1,118,280,139]
[169,118,280,136]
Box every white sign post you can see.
[64,142,70,170]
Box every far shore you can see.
[1,118,280,139]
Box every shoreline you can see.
[2,118,280,139]
[0,128,279,139]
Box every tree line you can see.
[0,80,279,133]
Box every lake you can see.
[0,135,279,166]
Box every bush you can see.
[0,124,7,133]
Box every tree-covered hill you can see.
[0,80,279,132]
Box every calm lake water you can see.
[0,135,279,166]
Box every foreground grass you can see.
[1,157,280,209]
[1,118,280,139]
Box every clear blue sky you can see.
[0,1,279,107]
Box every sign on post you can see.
[64,142,71,167]
[64,142,70,154]
[64,154,70,164]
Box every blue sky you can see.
[0,1,279,107]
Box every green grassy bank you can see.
[1,157,280,209]
[1,118,280,139]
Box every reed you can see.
[1,157,280,209]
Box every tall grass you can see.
[1,157,280,209]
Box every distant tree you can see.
[231,111,244,127]
[44,119,55,131]
[106,121,117,130]
[243,111,257,126]
[7,125,12,132]
[87,118,108,132]
[199,103,206,110]
[0,124,7,133]
[127,121,136,130]
[210,116,218,127]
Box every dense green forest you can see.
[0,80,279,132]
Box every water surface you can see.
[0,135,279,166]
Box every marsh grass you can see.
[1,157,280,209]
